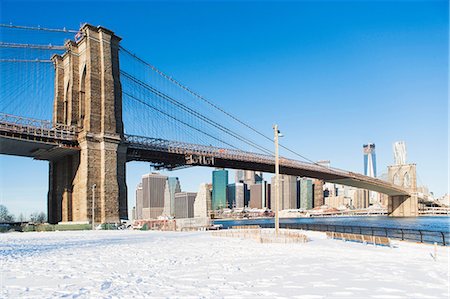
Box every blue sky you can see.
[0,0,448,217]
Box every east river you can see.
[213,216,450,232]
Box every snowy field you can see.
[1,229,448,299]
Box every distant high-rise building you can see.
[363,143,379,205]
[162,177,181,217]
[393,141,407,165]
[235,170,245,184]
[135,183,143,219]
[354,189,369,209]
[212,169,228,210]
[284,176,298,210]
[235,183,246,208]
[363,143,377,177]
[140,173,168,219]
[131,206,136,221]
[265,183,271,209]
[194,183,212,218]
[299,178,313,210]
[248,181,269,209]
[227,183,246,208]
[271,175,297,210]
[235,170,263,185]
[226,183,236,208]
[313,179,324,208]
[249,184,263,209]
[174,192,196,219]
[255,172,263,184]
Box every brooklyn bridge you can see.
[0,23,418,224]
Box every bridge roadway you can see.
[0,113,409,196]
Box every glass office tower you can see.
[363,143,377,177]
[212,169,228,210]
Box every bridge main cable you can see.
[0,23,78,33]
[0,42,66,50]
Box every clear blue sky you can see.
[0,0,448,217]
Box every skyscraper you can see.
[235,170,263,185]
[363,143,377,177]
[162,177,181,217]
[299,178,313,210]
[226,183,236,208]
[135,183,143,219]
[194,183,212,218]
[174,192,197,219]
[212,169,228,210]
[235,170,245,184]
[313,179,324,208]
[393,141,407,165]
[141,173,168,219]
[271,175,297,210]
[235,183,246,208]
[249,183,263,209]
[363,143,378,205]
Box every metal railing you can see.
[419,207,450,215]
[0,113,77,141]
[0,115,414,196]
[254,222,449,246]
[126,134,353,175]
[126,134,408,195]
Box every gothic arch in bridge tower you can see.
[79,66,86,125]
[387,164,418,217]
[48,24,127,224]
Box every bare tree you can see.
[17,213,26,222]
[36,212,46,223]
[0,205,15,222]
[30,212,47,223]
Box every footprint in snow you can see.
[101,281,112,290]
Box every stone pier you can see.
[387,164,418,217]
[48,24,127,224]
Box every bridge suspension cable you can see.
[0,42,65,50]
[0,59,52,63]
[0,23,78,33]
[123,91,240,151]
[121,71,274,156]
[120,46,330,168]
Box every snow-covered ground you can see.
[1,230,448,298]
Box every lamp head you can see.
[277,130,284,137]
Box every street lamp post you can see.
[273,124,282,236]
[91,184,96,230]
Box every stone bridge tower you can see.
[48,24,127,224]
[387,164,418,217]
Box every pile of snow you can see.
[1,230,448,298]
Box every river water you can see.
[213,216,450,232]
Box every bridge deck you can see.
[0,115,409,197]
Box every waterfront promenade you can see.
[214,216,450,245]
[2,230,448,298]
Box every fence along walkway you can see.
[212,228,309,244]
[326,232,391,247]
[252,223,449,246]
